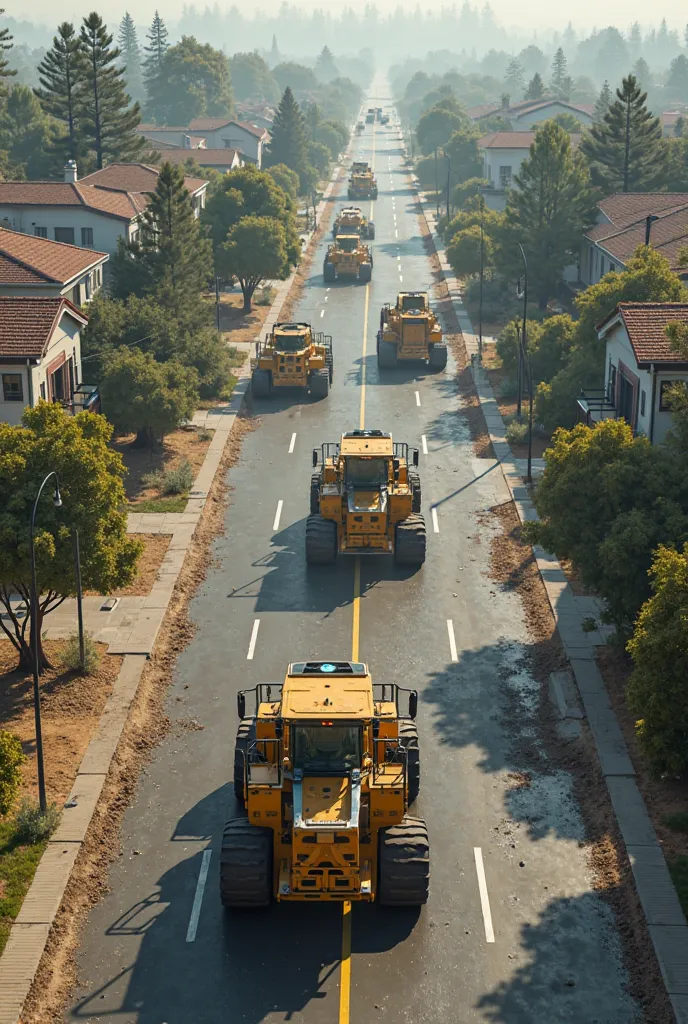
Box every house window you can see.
[85,274,92,300]
[659,380,684,411]
[81,227,94,247]
[34,226,47,238]
[40,382,46,400]
[2,373,23,402]
[640,390,646,417]
[54,227,75,244]
[499,165,512,188]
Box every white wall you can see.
[481,146,529,209]
[0,206,132,255]
[0,362,30,424]
[0,313,83,425]
[581,240,622,286]
[0,263,106,301]
[202,125,262,165]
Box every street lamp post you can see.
[516,243,528,419]
[516,243,534,483]
[30,471,62,813]
[478,197,485,363]
[73,529,85,673]
[445,151,451,221]
[434,148,439,220]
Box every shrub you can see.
[197,427,213,442]
[498,377,518,399]
[627,544,688,776]
[0,731,24,816]
[255,285,276,306]
[58,632,101,675]
[506,418,529,444]
[464,275,521,324]
[160,459,194,495]
[13,799,60,843]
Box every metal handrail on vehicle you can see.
[373,682,418,720]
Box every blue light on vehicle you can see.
[321,663,336,673]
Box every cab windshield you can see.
[345,456,388,487]
[338,237,359,253]
[401,294,426,312]
[293,724,362,774]
[274,332,307,352]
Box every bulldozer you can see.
[333,205,375,240]
[348,161,378,201]
[377,292,447,372]
[251,322,333,399]
[221,660,429,907]
[306,429,426,565]
[323,235,372,283]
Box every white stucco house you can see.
[139,119,268,167]
[581,193,688,287]
[0,226,107,304]
[479,131,582,211]
[0,162,208,257]
[0,295,92,426]
[156,148,245,173]
[577,302,688,445]
[468,98,593,131]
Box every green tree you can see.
[451,176,490,210]
[218,215,290,311]
[627,544,688,776]
[78,12,145,170]
[146,37,234,125]
[667,55,688,104]
[142,10,168,94]
[550,47,572,99]
[526,419,688,630]
[308,140,331,177]
[446,224,493,279]
[111,162,212,326]
[265,86,310,190]
[204,164,299,257]
[416,101,467,155]
[315,45,339,83]
[272,61,317,94]
[582,74,664,193]
[497,315,575,385]
[1,85,57,179]
[0,7,15,94]
[497,121,597,308]
[504,58,524,96]
[632,58,650,90]
[0,403,141,669]
[266,162,299,209]
[524,73,545,101]
[117,12,143,102]
[0,731,24,816]
[314,119,347,159]
[553,112,582,133]
[35,23,83,164]
[593,80,612,122]
[444,127,483,185]
[100,347,198,449]
[229,52,278,103]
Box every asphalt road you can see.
[68,81,640,1024]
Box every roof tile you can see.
[80,162,208,196]
[0,227,107,286]
[0,296,87,360]
[600,303,688,364]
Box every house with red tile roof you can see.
[469,98,593,131]
[0,161,209,257]
[152,148,245,173]
[479,131,582,210]
[581,193,688,287]
[0,226,107,303]
[0,296,91,425]
[138,118,268,166]
[578,303,688,443]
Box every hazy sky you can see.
[15,0,688,35]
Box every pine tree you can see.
[78,13,145,170]
[581,74,664,193]
[118,13,143,102]
[504,58,525,96]
[266,86,310,189]
[142,11,168,91]
[315,45,338,82]
[35,23,84,163]
[269,35,280,67]
[550,47,571,99]
[0,8,15,94]
[524,73,545,102]
[593,81,612,123]
[633,58,650,89]
[112,161,212,323]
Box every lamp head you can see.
[53,486,62,508]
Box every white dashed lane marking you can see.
[247,619,261,660]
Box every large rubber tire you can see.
[219,817,273,908]
[398,720,420,804]
[359,262,372,283]
[305,514,337,565]
[251,368,272,398]
[408,471,422,514]
[395,514,426,566]
[310,472,321,514]
[233,718,256,804]
[310,368,329,400]
[323,261,336,283]
[377,339,398,369]
[428,343,448,372]
[367,222,375,239]
[378,816,429,906]
[325,348,334,383]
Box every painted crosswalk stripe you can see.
[447,619,458,662]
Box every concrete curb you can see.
[0,151,347,1024]
[416,192,688,1023]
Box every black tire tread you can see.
[377,339,398,369]
[251,368,272,398]
[428,343,448,371]
[310,368,329,399]
[219,817,273,908]
[305,514,337,565]
[378,816,429,906]
[395,513,426,565]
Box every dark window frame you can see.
[2,373,23,402]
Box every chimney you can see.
[183,134,191,149]
[64,160,78,183]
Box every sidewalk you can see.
[0,155,345,1024]
[416,187,688,1023]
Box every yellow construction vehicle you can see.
[221,660,428,907]
[348,161,378,201]
[323,234,373,283]
[251,322,333,399]
[306,429,425,565]
[333,205,375,240]
[377,292,447,372]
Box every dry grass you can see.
[113,534,171,596]
[113,426,212,504]
[216,291,272,345]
